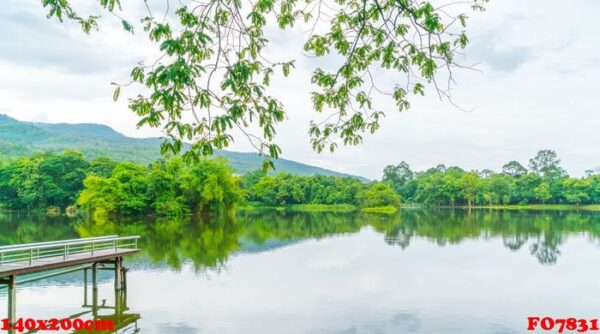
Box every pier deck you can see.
[0,235,140,279]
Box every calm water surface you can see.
[1,209,600,333]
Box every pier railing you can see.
[0,236,140,266]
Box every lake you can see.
[1,209,600,333]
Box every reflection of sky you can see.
[2,228,600,333]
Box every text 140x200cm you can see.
[1,318,114,332]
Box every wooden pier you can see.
[0,235,140,333]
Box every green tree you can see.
[88,157,118,177]
[357,183,400,208]
[382,161,413,195]
[146,160,187,216]
[0,160,18,208]
[442,167,464,206]
[248,173,363,206]
[591,175,600,204]
[37,150,90,207]
[241,169,266,190]
[502,160,527,177]
[414,169,446,205]
[529,150,567,180]
[487,173,514,204]
[513,173,542,204]
[0,152,90,210]
[533,183,552,204]
[177,158,245,212]
[562,178,591,205]
[78,162,151,216]
[78,157,244,216]
[250,176,277,205]
[8,156,52,209]
[273,174,306,204]
[458,172,482,208]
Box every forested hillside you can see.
[0,114,365,179]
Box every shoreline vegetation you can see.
[361,206,399,214]
[0,149,598,218]
[242,203,600,214]
[241,203,399,214]
[242,203,358,213]
[3,203,599,216]
[0,151,401,217]
[442,204,600,211]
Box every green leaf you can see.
[112,86,121,101]
[122,20,134,34]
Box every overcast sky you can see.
[1,0,599,179]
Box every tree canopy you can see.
[41,0,488,164]
[77,157,245,217]
[2,149,596,216]
[382,150,600,207]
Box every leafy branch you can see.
[41,0,488,166]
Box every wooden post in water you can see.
[115,285,123,319]
[7,275,16,334]
[92,262,98,318]
[122,267,128,291]
[83,268,88,306]
[114,257,123,291]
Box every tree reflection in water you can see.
[1,209,599,269]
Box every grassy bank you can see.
[287,204,357,212]
[242,203,600,214]
[449,204,600,211]
[361,206,398,214]
[241,203,357,213]
[242,203,401,214]
[241,203,405,214]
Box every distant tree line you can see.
[0,151,243,216]
[0,150,399,216]
[382,150,600,207]
[0,149,598,216]
[241,171,400,208]
[0,150,103,210]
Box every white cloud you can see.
[1,0,599,178]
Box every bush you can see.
[357,183,401,208]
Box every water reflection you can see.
[0,212,78,245]
[0,264,140,334]
[365,210,592,265]
[2,209,600,334]
[80,267,140,334]
[2,209,600,269]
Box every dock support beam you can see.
[83,268,88,306]
[6,275,16,334]
[91,263,98,317]
[114,257,123,291]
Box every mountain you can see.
[0,114,367,180]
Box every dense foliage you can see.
[242,171,399,208]
[0,152,244,216]
[0,151,94,210]
[1,149,598,216]
[383,150,600,207]
[0,150,394,215]
[78,157,244,217]
[41,0,487,162]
